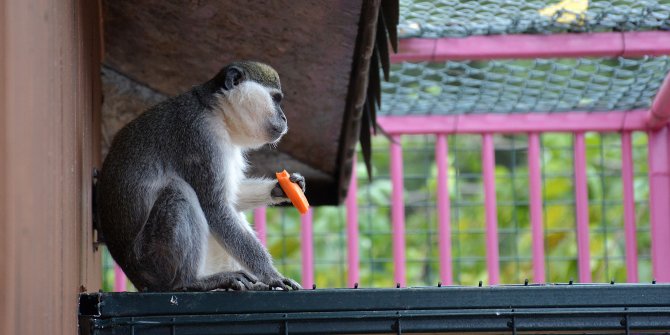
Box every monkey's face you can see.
[214,62,288,148]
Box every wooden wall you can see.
[0,0,102,334]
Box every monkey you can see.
[98,61,303,292]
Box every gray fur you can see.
[98,61,302,292]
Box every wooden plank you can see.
[0,0,102,334]
[0,1,14,334]
[80,0,104,294]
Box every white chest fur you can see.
[206,115,248,203]
[200,116,251,277]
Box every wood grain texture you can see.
[0,0,13,333]
[0,0,102,334]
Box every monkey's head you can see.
[209,61,287,149]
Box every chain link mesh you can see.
[399,0,670,38]
[380,57,670,115]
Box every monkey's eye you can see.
[272,93,283,104]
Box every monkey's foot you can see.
[181,271,269,291]
[261,275,302,291]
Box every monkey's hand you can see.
[260,273,302,291]
[271,172,306,201]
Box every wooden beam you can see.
[0,0,102,334]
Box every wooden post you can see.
[0,0,102,334]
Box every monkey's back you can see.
[98,91,210,269]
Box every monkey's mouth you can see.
[267,124,287,144]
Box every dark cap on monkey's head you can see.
[209,61,281,93]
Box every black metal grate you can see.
[80,284,670,335]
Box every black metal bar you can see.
[80,308,670,335]
[79,284,670,335]
[80,284,670,317]
[509,313,517,335]
[623,311,630,335]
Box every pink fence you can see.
[241,117,670,288]
[112,31,670,291]
[375,114,670,286]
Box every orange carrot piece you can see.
[275,170,310,214]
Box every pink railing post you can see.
[482,133,500,285]
[346,156,359,287]
[528,133,546,283]
[390,135,407,287]
[435,134,453,285]
[300,208,314,288]
[621,132,639,282]
[646,71,670,128]
[113,263,127,292]
[573,132,592,283]
[253,207,267,246]
[647,126,670,282]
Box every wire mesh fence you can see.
[381,58,670,116]
[342,132,651,288]
[398,0,670,38]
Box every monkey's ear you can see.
[224,66,243,90]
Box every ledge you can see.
[80,283,670,334]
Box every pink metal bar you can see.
[482,134,500,285]
[621,131,639,283]
[528,133,546,284]
[300,208,314,289]
[391,31,670,62]
[646,71,670,128]
[345,156,359,288]
[253,207,267,246]
[647,127,670,282]
[378,110,650,135]
[435,134,453,285]
[573,132,592,283]
[390,38,437,63]
[390,135,407,287]
[113,263,127,292]
[623,32,670,57]
[379,114,457,135]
